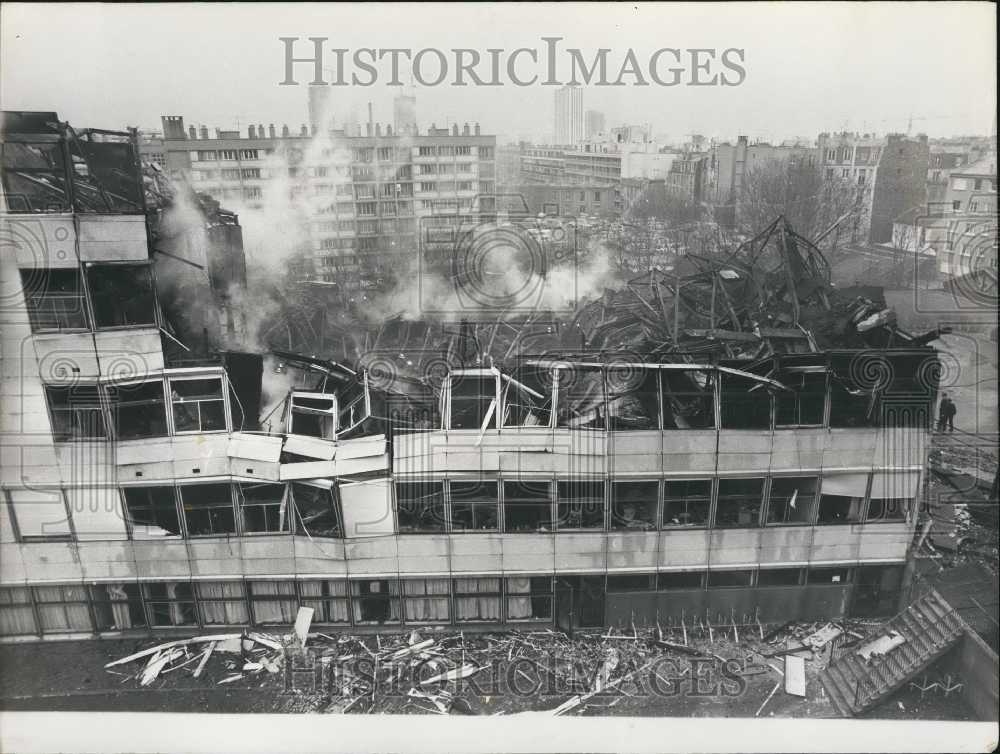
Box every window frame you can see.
[168,374,230,435]
[178,482,238,538]
[713,477,765,529]
[83,261,159,331]
[120,484,182,540]
[661,478,713,529]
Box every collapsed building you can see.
[1,110,944,643]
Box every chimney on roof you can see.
[199,125,209,139]
[375,123,382,137]
[161,116,187,140]
[475,123,481,136]
[248,125,256,139]
[282,124,290,137]
[300,124,308,136]
[188,125,197,139]
[258,123,264,138]
[269,124,276,138]
[387,124,393,136]
[452,124,459,136]
[463,123,470,136]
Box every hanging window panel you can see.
[453,577,501,622]
[6,487,71,540]
[299,580,350,624]
[402,578,450,623]
[248,581,297,624]
[291,483,342,538]
[818,474,869,524]
[351,579,401,624]
[555,367,606,429]
[90,583,146,631]
[237,483,288,534]
[142,582,196,627]
[0,587,38,636]
[196,581,249,625]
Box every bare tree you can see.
[737,158,871,248]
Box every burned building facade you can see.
[1,111,939,641]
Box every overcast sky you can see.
[2,2,996,144]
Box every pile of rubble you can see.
[103,608,889,717]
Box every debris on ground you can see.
[100,616,895,716]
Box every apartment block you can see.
[141,116,497,294]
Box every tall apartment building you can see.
[553,85,583,146]
[142,116,496,295]
[584,110,605,140]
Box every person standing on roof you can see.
[938,393,956,432]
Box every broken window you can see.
[757,568,802,586]
[395,481,446,532]
[143,582,196,627]
[807,568,850,585]
[775,371,827,426]
[33,585,92,633]
[288,392,337,438]
[290,483,342,538]
[829,355,877,428]
[605,366,659,430]
[503,480,553,532]
[0,587,37,636]
[454,577,502,621]
[606,574,655,592]
[657,571,705,590]
[555,366,606,429]
[72,139,143,212]
[179,483,235,536]
[449,375,496,430]
[86,264,156,328]
[122,486,180,538]
[45,385,106,441]
[556,480,605,529]
[715,478,764,528]
[661,370,715,429]
[766,477,819,525]
[449,481,499,531]
[19,268,88,330]
[402,578,451,623]
[299,580,350,624]
[1,141,71,212]
[336,377,370,437]
[610,481,658,530]
[817,474,868,524]
[385,391,440,431]
[6,487,71,540]
[866,472,916,522]
[707,570,754,588]
[249,581,297,623]
[90,583,146,630]
[506,576,552,620]
[197,581,249,625]
[720,373,772,429]
[170,377,227,433]
[662,480,712,527]
[501,371,551,427]
[108,380,168,440]
[237,483,288,534]
[351,579,401,624]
